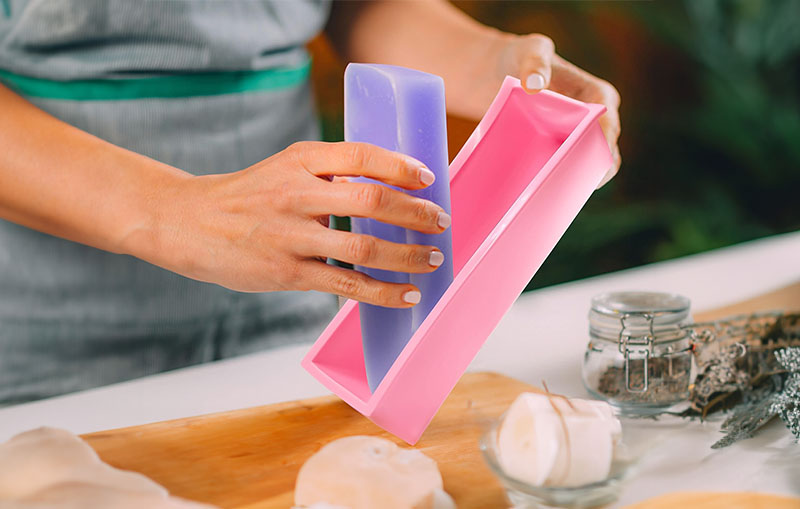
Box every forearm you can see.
[0,77,469,306]
[0,84,188,264]
[327,0,508,119]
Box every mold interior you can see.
[310,88,589,403]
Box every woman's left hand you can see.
[468,33,621,186]
[327,2,620,185]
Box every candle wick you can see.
[542,380,573,484]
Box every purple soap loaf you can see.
[344,63,454,392]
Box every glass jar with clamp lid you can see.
[582,291,694,415]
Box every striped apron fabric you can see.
[0,0,338,406]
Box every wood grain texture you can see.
[624,492,800,509]
[83,372,536,509]
[693,280,800,322]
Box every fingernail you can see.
[437,212,451,229]
[403,290,422,304]
[419,167,436,186]
[525,73,546,91]
[428,250,444,267]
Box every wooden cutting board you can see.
[83,371,533,509]
[693,280,800,322]
[626,492,800,509]
[83,281,800,509]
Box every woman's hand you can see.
[507,34,621,184]
[477,33,622,186]
[143,141,450,308]
[327,1,620,184]
[0,84,447,308]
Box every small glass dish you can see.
[480,418,639,508]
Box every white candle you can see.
[497,392,622,487]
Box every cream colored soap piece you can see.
[3,482,215,509]
[294,436,456,509]
[497,393,621,488]
[0,427,165,500]
[0,427,215,509]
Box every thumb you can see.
[518,34,555,93]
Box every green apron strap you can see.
[0,57,311,100]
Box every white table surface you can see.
[1,231,799,506]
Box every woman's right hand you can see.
[136,141,451,308]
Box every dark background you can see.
[309,0,800,291]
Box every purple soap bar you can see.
[345,63,454,392]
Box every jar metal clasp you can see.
[618,312,656,393]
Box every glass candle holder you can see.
[480,415,639,508]
[582,291,694,415]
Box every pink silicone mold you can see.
[302,77,613,444]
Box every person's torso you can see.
[0,0,330,79]
[0,0,336,327]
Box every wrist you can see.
[446,29,515,121]
[114,160,196,274]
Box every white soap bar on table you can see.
[497,393,621,487]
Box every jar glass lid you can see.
[592,291,690,316]
[590,291,692,337]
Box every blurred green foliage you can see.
[320,1,800,290]
[505,0,800,290]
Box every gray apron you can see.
[0,0,337,406]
